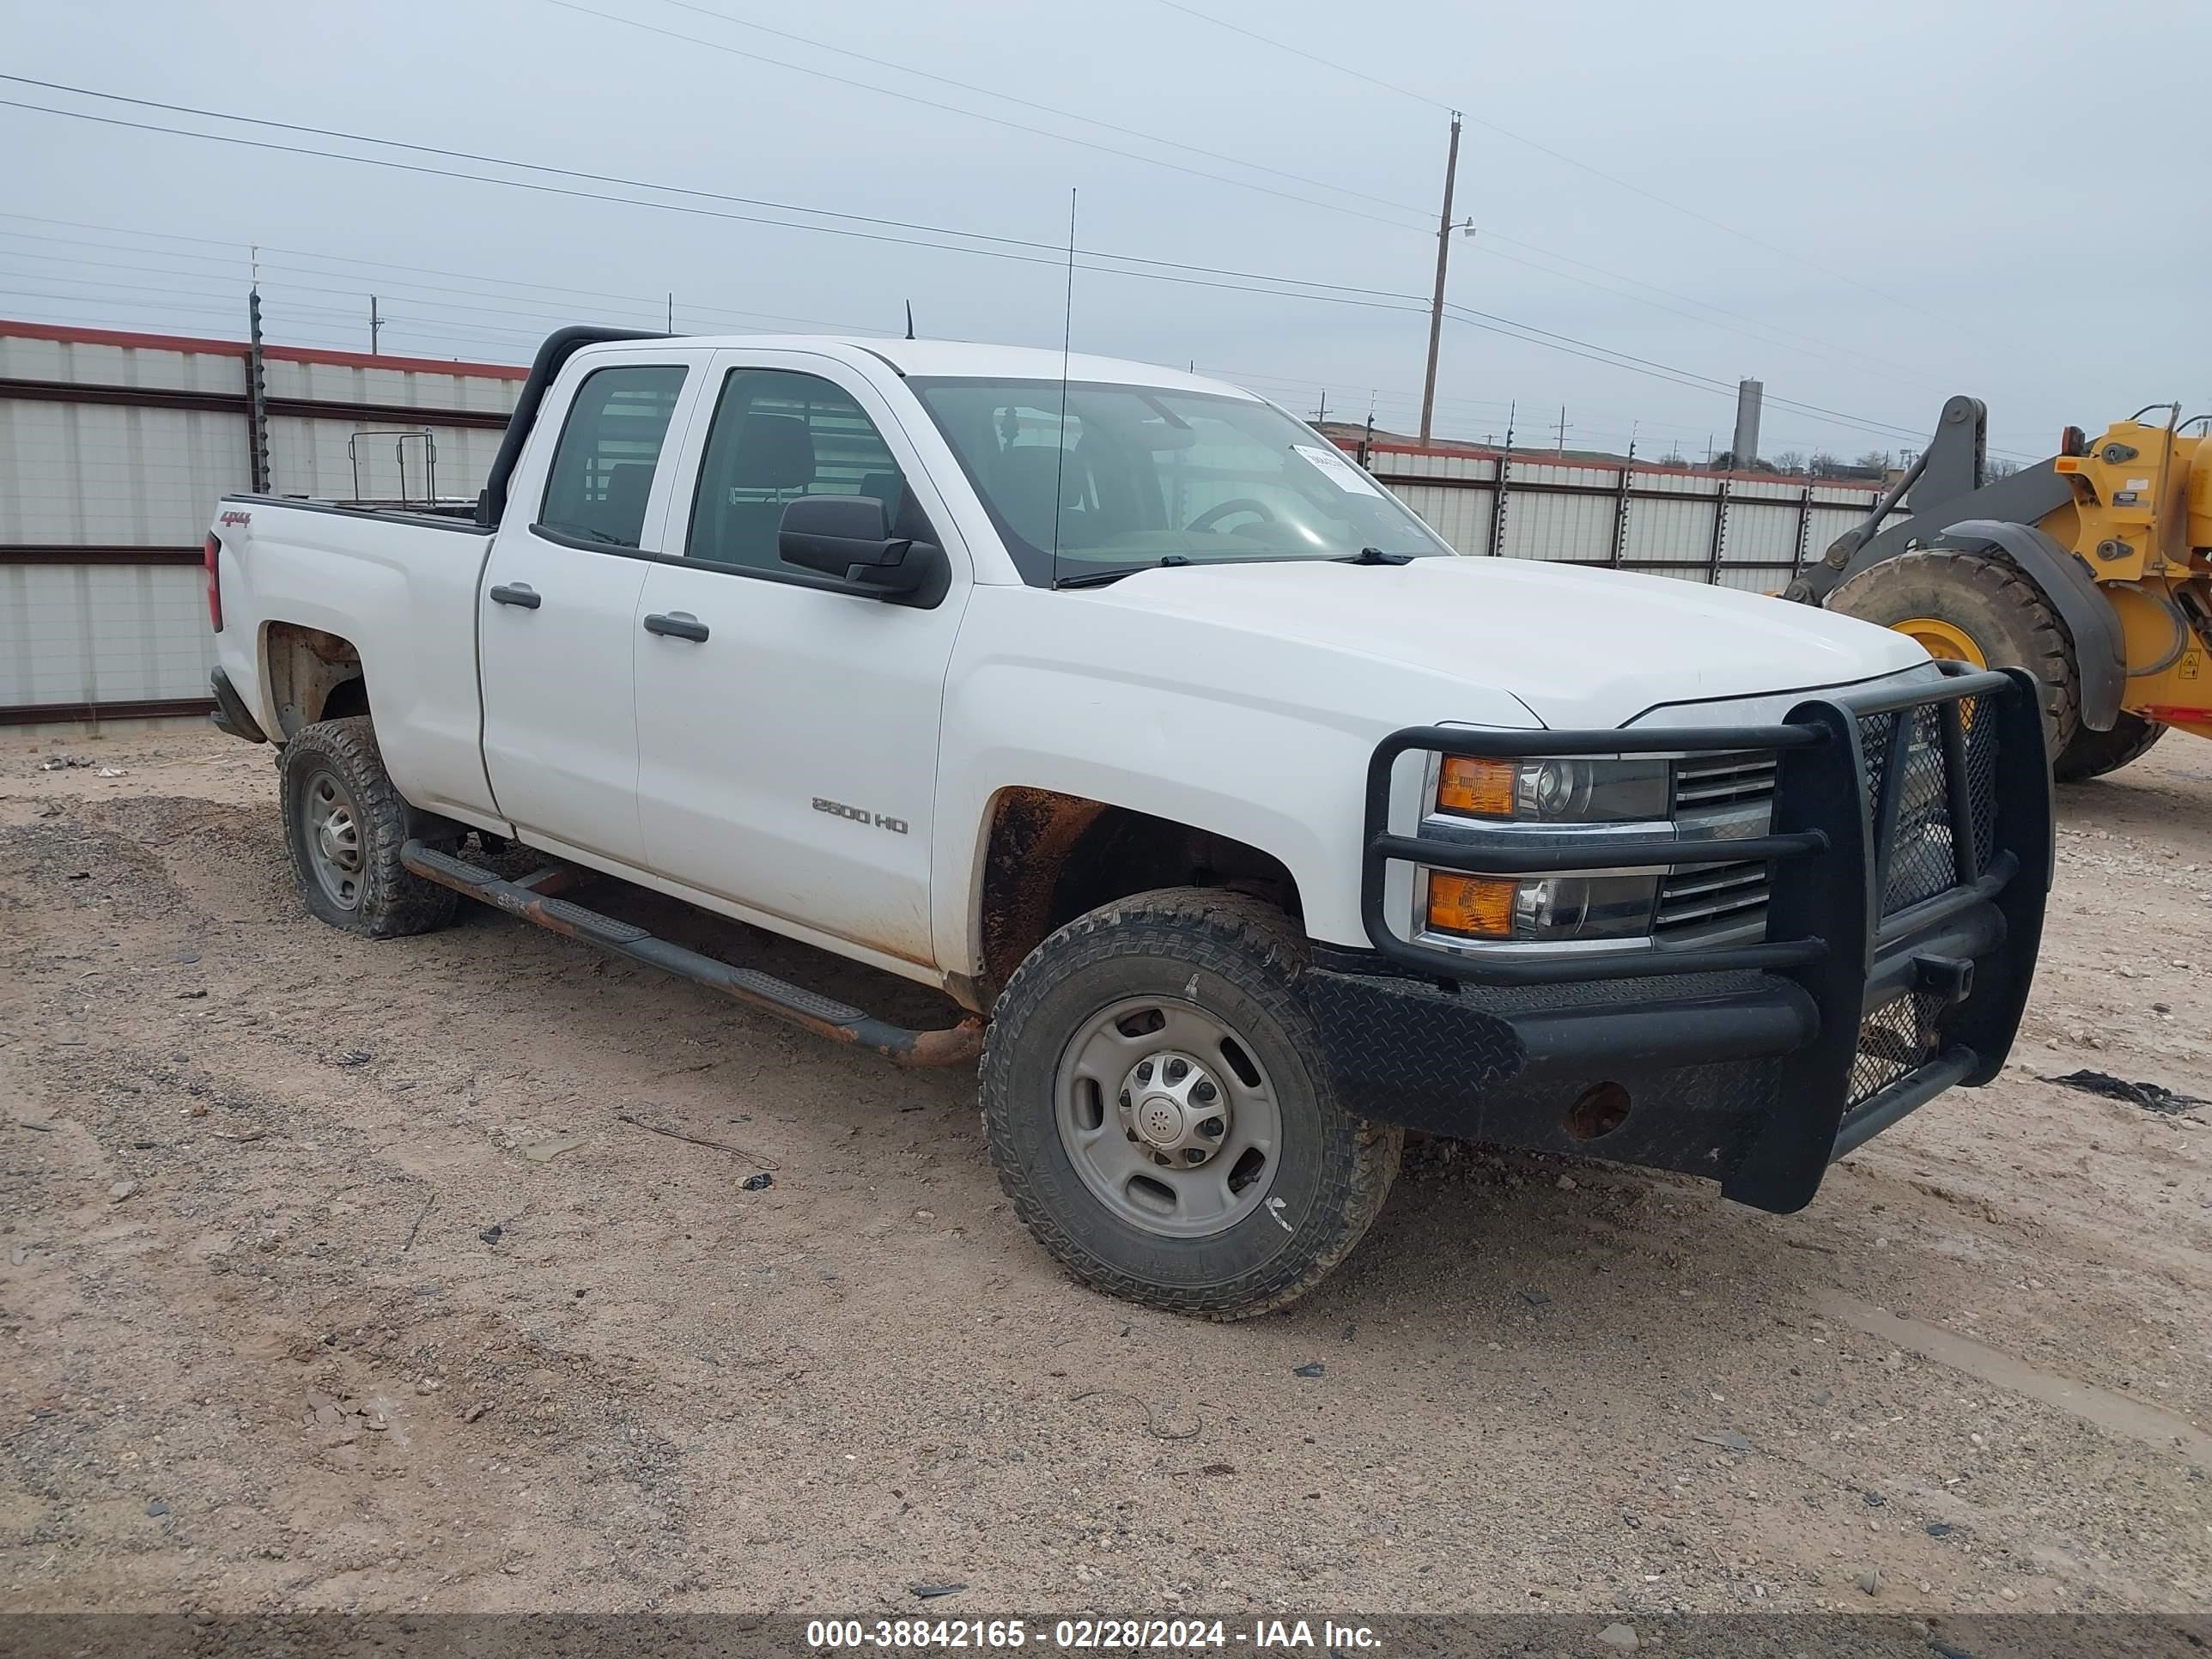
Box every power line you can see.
[530,0,1425,234]
[0,75,1989,431]
[625,0,1429,227]
[0,218,902,337]
[562,3,1990,392]
[0,99,1990,453]
[1151,0,1449,110]
[1147,0,2013,349]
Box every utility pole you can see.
[666,292,674,332]
[1553,404,1571,453]
[1314,389,1328,426]
[246,269,270,495]
[368,295,382,356]
[1418,112,1467,447]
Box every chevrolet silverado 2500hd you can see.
[203,325,2052,1317]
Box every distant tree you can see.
[1987,457,2020,480]
[1773,450,1806,475]
[1855,449,1891,472]
[1808,451,1844,477]
[1658,450,1687,467]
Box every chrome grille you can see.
[1672,753,1778,810]
[1660,751,1778,947]
[1653,858,1771,944]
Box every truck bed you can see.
[210,493,502,829]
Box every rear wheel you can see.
[2053,711,2167,782]
[980,889,1401,1320]
[1828,549,2079,758]
[279,716,459,938]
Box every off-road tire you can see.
[2053,711,2166,783]
[980,887,1401,1320]
[1828,550,2080,759]
[278,716,459,938]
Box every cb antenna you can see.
[1050,188,1076,586]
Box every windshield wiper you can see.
[1053,555,1193,590]
[1335,546,1414,565]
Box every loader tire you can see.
[1827,550,2079,759]
[2053,711,2166,783]
[279,716,459,938]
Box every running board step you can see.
[400,841,984,1068]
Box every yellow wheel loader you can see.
[1787,398,2212,780]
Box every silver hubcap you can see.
[302,769,364,910]
[1056,996,1282,1238]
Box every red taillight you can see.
[204,532,224,633]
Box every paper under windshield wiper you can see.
[1053,556,1193,589]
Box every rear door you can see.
[631,349,972,965]
[478,352,705,865]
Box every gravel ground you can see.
[1,724,2207,1618]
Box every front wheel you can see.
[980,889,1401,1319]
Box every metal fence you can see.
[0,319,522,725]
[1348,439,1900,593]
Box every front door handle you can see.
[643,611,709,643]
[489,583,542,610]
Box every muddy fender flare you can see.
[1940,518,2124,732]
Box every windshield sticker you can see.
[1291,443,1384,497]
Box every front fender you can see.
[1940,518,2124,732]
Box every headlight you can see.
[1435,755,1670,823]
[1426,872,1659,943]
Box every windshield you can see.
[908,377,1454,586]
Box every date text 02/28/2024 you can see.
[805,1620,1382,1650]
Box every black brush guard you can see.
[1316,664,2052,1213]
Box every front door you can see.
[478,357,695,865]
[632,352,970,964]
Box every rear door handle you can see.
[489,583,542,610]
[643,611,709,643]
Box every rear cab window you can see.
[538,364,690,550]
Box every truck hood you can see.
[1079,555,1929,727]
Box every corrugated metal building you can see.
[0,319,522,727]
[1,319,1893,729]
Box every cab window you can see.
[685,368,916,573]
[538,364,688,549]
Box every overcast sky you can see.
[3,0,2207,464]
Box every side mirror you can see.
[778,495,943,601]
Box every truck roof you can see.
[604,334,1261,399]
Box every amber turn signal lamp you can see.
[1436,756,1514,817]
[1426,872,1516,939]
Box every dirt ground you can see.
[1,723,2207,1620]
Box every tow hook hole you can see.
[1563,1081,1631,1142]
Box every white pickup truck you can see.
[203,325,2052,1316]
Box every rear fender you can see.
[1939,518,2124,732]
